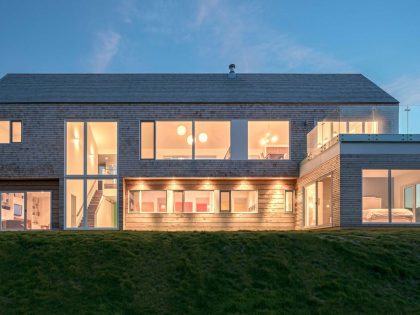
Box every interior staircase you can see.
[79,190,103,228]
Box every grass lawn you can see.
[0,229,419,315]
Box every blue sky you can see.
[0,0,420,106]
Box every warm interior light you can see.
[271,135,278,143]
[187,135,193,145]
[177,125,187,136]
[198,132,208,143]
[259,138,267,146]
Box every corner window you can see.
[248,121,289,160]
[0,120,22,143]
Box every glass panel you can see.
[195,121,230,159]
[129,191,140,213]
[87,179,117,228]
[184,191,213,213]
[87,122,118,175]
[348,122,363,134]
[156,121,192,159]
[66,122,84,175]
[305,183,316,227]
[391,170,420,223]
[220,191,230,212]
[248,121,289,160]
[332,121,347,137]
[365,121,378,134]
[317,176,332,225]
[362,170,389,223]
[1,193,25,231]
[66,179,84,228]
[139,191,167,213]
[141,122,155,159]
[231,191,258,213]
[26,192,51,230]
[173,191,183,213]
[11,121,22,143]
[285,191,293,213]
[0,121,10,143]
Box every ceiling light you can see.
[198,132,208,143]
[259,138,267,146]
[187,135,193,145]
[271,135,278,143]
[177,125,187,136]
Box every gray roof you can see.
[0,73,398,104]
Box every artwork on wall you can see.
[14,204,23,216]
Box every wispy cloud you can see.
[90,30,121,72]
[384,75,420,106]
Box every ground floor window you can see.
[231,191,258,213]
[65,179,117,229]
[174,191,213,213]
[363,169,420,223]
[305,175,332,227]
[129,191,167,213]
[0,191,51,230]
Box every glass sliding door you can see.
[305,175,333,227]
[305,183,316,227]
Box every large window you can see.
[0,120,22,144]
[362,169,420,224]
[1,192,51,230]
[248,121,289,160]
[129,191,167,213]
[305,175,332,227]
[173,191,213,213]
[141,121,231,160]
[65,121,118,229]
[231,191,258,213]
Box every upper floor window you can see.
[140,121,231,160]
[248,121,289,160]
[0,120,22,143]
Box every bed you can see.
[362,197,414,223]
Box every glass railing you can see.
[306,105,420,159]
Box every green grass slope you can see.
[0,230,419,315]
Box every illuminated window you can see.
[195,121,230,159]
[129,191,167,213]
[231,191,258,213]
[305,175,332,227]
[172,191,213,213]
[0,120,22,143]
[66,122,84,175]
[349,122,363,134]
[220,191,231,212]
[285,191,294,213]
[156,121,192,159]
[248,121,289,160]
[362,170,389,223]
[87,122,117,175]
[140,122,155,159]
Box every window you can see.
[141,121,231,160]
[1,192,51,231]
[285,191,294,213]
[391,170,420,223]
[317,121,379,147]
[231,191,258,213]
[0,120,22,143]
[129,191,167,213]
[65,121,118,229]
[348,122,363,134]
[248,121,289,160]
[220,191,231,212]
[195,121,230,159]
[156,121,192,159]
[173,191,213,213]
[140,122,155,159]
[305,175,332,227]
[362,170,389,223]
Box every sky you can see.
[0,0,420,108]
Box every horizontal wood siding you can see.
[0,179,60,229]
[124,179,296,231]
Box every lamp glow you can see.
[198,132,208,143]
[271,135,278,143]
[177,125,187,136]
[187,135,193,145]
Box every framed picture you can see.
[14,204,23,216]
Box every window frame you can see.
[128,190,168,213]
[64,119,119,230]
[139,120,232,160]
[304,173,333,228]
[247,120,291,160]
[285,190,294,213]
[220,190,231,213]
[0,120,22,144]
[0,190,52,231]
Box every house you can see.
[0,67,418,231]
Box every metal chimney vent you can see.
[228,64,236,79]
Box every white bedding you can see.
[363,208,414,223]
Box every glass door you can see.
[305,183,316,227]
